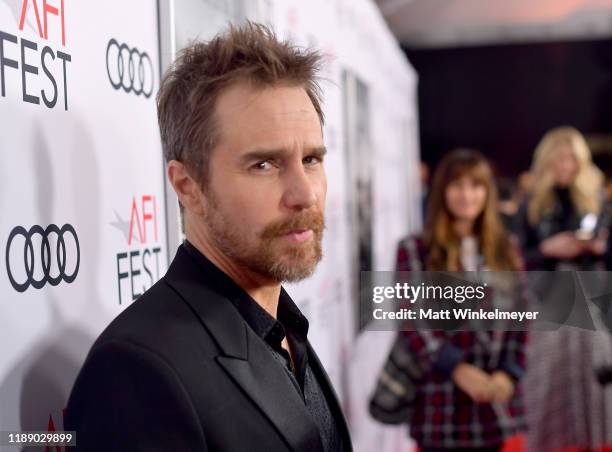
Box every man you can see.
[65,22,352,451]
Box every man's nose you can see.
[281,167,318,211]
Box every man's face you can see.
[200,81,327,283]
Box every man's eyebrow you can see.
[308,146,328,158]
[239,146,327,163]
[239,148,287,164]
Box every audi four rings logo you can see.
[5,224,80,293]
[106,38,154,98]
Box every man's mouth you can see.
[281,229,314,244]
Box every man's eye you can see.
[303,155,322,166]
[251,161,274,171]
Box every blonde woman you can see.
[516,126,608,270]
[514,126,612,451]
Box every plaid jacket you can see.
[370,236,527,449]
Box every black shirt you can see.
[183,241,344,452]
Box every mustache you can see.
[260,210,325,240]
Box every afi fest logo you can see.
[0,0,71,110]
[111,195,163,304]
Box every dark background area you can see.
[405,38,612,178]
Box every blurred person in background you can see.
[497,177,519,230]
[515,171,532,208]
[497,171,532,232]
[515,126,608,271]
[370,149,526,452]
[514,126,612,452]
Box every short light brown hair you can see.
[157,21,325,186]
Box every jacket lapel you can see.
[165,247,324,452]
[217,334,324,452]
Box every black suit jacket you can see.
[65,246,352,451]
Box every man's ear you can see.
[167,160,205,216]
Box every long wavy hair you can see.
[424,149,520,271]
[527,126,603,225]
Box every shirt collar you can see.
[182,240,309,344]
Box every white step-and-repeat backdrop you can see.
[1,1,420,451]
[0,0,168,447]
